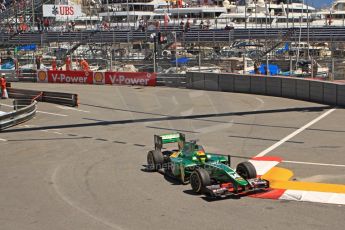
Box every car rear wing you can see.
[154,133,185,150]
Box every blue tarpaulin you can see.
[16,44,37,51]
[1,61,14,70]
[276,43,289,54]
[171,57,190,65]
[250,64,281,76]
[259,64,281,75]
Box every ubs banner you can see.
[37,70,157,86]
[43,4,82,21]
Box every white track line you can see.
[2,103,67,117]
[283,160,345,168]
[0,103,11,107]
[52,166,124,230]
[37,111,68,117]
[56,105,90,113]
[255,108,336,157]
[0,138,7,142]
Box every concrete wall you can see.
[337,85,345,106]
[219,74,235,92]
[186,72,345,107]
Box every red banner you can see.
[37,70,156,86]
[104,72,156,86]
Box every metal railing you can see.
[1,27,345,46]
[0,100,38,131]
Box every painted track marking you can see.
[283,160,345,168]
[37,111,68,117]
[56,105,90,113]
[0,103,11,107]
[52,166,124,230]
[0,138,7,142]
[1,103,68,117]
[255,108,336,157]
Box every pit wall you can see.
[186,72,345,107]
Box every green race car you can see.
[147,133,269,198]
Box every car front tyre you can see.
[190,168,211,194]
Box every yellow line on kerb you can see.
[262,167,345,194]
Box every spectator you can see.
[254,62,260,74]
[80,58,89,71]
[206,19,211,30]
[36,17,42,32]
[1,74,8,99]
[102,20,109,30]
[51,57,57,70]
[141,21,146,32]
[65,55,71,70]
[0,2,6,13]
[138,18,143,31]
[35,55,41,70]
[43,18,50,32]
[155,20,160,30]
[199,20,204,30]
[71,21,75,31]
[180,20,185,31]
[185,19,190,32]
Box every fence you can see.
[3,27,345,46]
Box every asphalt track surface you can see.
[1,83,345,230]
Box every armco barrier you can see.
[186,72,345,107]
[7,88,78,107]
[0,100,37,131]
[0,86,78,130]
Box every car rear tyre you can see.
[236,162,257,179]
[190,168,211,194]
[147,150,164,171]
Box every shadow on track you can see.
[1,105,333,133]
[6,137,93,141]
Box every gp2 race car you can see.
[147,133,269,198]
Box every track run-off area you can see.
[1,82,345,230]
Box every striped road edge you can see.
[248,156,345,205]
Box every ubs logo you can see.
[52,6,58,16]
